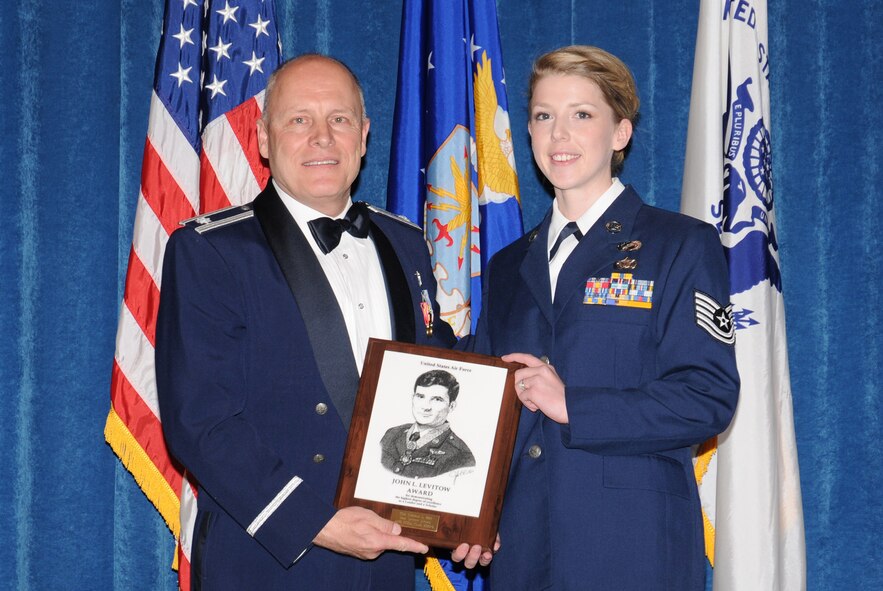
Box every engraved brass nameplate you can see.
[391,508,440,533]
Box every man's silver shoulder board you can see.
[364,203,421,231]
[180,204,255,234]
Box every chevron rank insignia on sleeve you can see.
[694,290,736,344]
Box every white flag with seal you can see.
[681,1,806,589]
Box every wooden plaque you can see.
[334,339,522,550]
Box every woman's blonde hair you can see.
[529,45,640,174]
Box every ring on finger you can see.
[518,379,527,391]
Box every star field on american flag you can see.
[155,0,281,148]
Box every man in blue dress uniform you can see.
[156,54,487,590]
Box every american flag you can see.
[104,0,281,587]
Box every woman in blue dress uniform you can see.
[473,46,740,590]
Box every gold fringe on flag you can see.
[701,504,716,567]
[104,407,181,540]
[424,553,457,591]
[693,435,717,566]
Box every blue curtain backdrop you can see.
[1,1,879,589]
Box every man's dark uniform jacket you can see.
[155,183,455,590]
[380,423,476,478]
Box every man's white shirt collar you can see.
[273,179,361,257]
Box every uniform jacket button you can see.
[528,445,542,459]
[313,454,325,463]
[315,402,328,415]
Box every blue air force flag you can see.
[387,0,523,339]
[681,1,806,589]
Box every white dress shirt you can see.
[547,178,625,300]
[274,180,392,372]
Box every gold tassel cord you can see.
[424,554,457,591]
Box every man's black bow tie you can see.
[307,202,370,254]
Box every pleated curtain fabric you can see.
[1,1,880,589]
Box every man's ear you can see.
[360,117,370,157]
[257,118,270,159]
